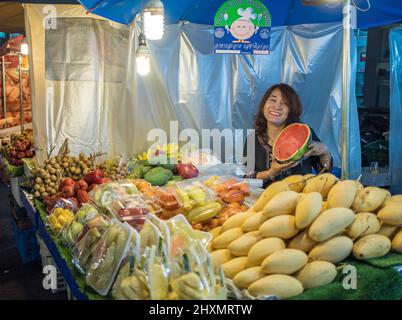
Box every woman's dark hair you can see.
[254,83,303,138]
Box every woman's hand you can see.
[304,141,332,170]
[256,159,299,180]
[270,159,299,176]
[304,141,328,158]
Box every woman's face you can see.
[263,88,290,126]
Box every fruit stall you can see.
[7,138,402,300]
[5,0,402,301]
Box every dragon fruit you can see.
[176,162,199,179]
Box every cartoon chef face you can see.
[230,18,256,40]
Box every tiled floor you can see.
[0,182,66,300]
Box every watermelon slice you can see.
[273,123,311,163]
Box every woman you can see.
[244,83,332,187]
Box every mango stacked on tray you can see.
[209,173,402,299]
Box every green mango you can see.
[128,166,144,179]
[141,166,153,175]
[170,175,183,181]
[161,163,177,171]
[144,167,173,186]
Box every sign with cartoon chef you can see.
[214,0,272,55]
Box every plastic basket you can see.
[11,217,40,264]
[36,234,67,293]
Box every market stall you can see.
[12,140,402,300]
[7,0,402,301]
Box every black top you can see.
[243,125,333,188]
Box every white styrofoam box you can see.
[10,176,26,207]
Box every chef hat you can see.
[237,7,257,20]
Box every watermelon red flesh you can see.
[273,123,311,162]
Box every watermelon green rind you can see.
[273,123,311,163]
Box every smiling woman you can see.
[244,83,333,187]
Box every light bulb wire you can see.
[352,0,371,12]
[326,0,371,12]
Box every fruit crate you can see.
[11,216,40,264]
[36,233,67,294]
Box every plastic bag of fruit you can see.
[46,199,78,235]
[169,241,226,300]
[89,180,139,211]
[112,217,171,300]
[98,156,129,181]
[110,228,143,300]
[61,204,109,248]
[202,176,251,203]
[167,214,212,256]
[107,194,152,231]
[71,215,112,275]
[85,219,133,296]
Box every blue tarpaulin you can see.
[78,0,402,29]
[390,28,402,194]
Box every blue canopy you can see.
[78,0,402,28]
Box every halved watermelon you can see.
[273,123,311,163]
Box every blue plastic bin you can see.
[11,217,40,264]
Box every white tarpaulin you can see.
[25,5,360,177]
[114,22,361,177]
[24,4,129,163]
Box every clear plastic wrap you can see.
[46,200,78,235]
[111,228,141,300]
[71,221,109,276]
[61,204,109,247]
[89,180,139,211]
[112,216,172,300]
[107,194,163,230]
[85,219,133,296]
[173,180,216,210]
[203,176,250,204]
[167,215,212,256]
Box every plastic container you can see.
[108,194,152,231]
[173,180,216,210]
[61,204,109,248]
[152,186,180,211]
[72,219,110,275]
[89,180,139,211]
[202,176,250,204]
[85,219,133,296]
[111,228,141,300]
[11,216,40,264]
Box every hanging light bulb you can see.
[20,38,28,55]
[144,0,164,40]
[136,33,150,76]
